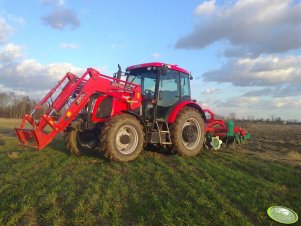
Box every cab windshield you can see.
[126,68,158,99]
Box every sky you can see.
[0,0,301,121]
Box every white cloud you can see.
[201,87,219,95]
[176,0,301,56]
[272,97,301,108]
[194,0,216,16]
[47,62,82,80]
[41,0,65,6]
[219,96,262,108]
[0,84,26,96]
[0,17,13,43]
[0,44,83,97]
[1,59,83,90]
[60,42,79,49]
[41,8,80,30]
[151,53,161,59]
[176,0,301,120]
[197,53,301,120]
[0,43,23,62]
[7,14,26,26]
[15,59,44,78]
[199,93,301,120]
[202,55,301,92]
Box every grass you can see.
[0,118,300,225]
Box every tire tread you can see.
[99,114,144,162]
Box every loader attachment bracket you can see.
[15,128,39,149]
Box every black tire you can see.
[64,120,99,156]
[99,114,144,162]
[170,106,205,156]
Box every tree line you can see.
[226,112,300,125]
[0,92,300,124]
[0,92,37,119]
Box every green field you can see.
[0,118,300,225]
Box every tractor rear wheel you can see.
[99,114,144,162]
[170,107,205,156]
[64,120,99,156]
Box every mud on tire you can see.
[99,114,144,162]
[170,106,205,156]
[64,120,99,156]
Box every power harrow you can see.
[203,109,250,150]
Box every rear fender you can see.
[167,101,206,123]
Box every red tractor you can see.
[15,62,250,161]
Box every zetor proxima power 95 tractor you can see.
[15,62,250,161]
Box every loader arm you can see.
[15,68,141,150]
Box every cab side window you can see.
[180,72,191,99]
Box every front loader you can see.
[15,62,250,161]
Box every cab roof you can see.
[126,62,189,75]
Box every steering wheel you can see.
[143,89,154,98]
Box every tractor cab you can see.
[126,62,192,121]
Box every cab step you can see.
[154,120,172,144]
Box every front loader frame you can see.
[15,68,141,150]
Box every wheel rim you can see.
[181,118,201,150]
[116,125,138,155]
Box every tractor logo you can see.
[111,81,125,89]
[122,95,130,100]
[111,82,133,91]
[75,92,86,106]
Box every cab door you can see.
[141,73,157,120]
[156,70,180,119]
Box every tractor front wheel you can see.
[64,120,99,156]
[99,114,144,162]
[170,107,205,156]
